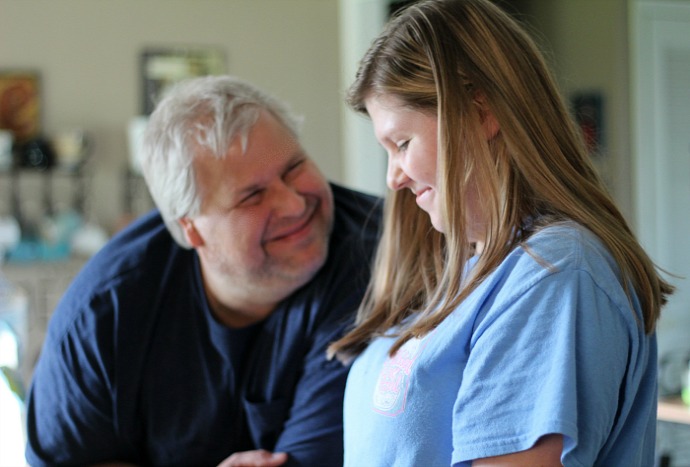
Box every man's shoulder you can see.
[47,210,194,340]
[331,183,381,210]
[61,210,189,309]
[330,183,382,236]
[84,210,175,280]
[296,185,381,309]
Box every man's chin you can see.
[271,247,329,288]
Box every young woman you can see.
[328,0,673,465]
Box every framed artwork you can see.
[140,47,226,114]
[0,71,41,143]
[571,91,604,156]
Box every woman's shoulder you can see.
[522,221,613,270]
[474,221,630,322]
[492,221,630,313]
[488,221,619,293]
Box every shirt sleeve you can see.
[451,268,631,466]
[25,296,134,466]
[272,314,350,467]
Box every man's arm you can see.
[25,298,131,466]
[216,450,288,467]
[270,316,351,466]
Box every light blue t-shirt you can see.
[344,222,658,467]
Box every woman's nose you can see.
[386,156,408,191]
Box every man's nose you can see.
[273,182,307,217]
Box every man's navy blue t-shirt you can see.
[25,183,381,466]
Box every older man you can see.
[25,76,381,466]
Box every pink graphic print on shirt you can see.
[372,334,431,417]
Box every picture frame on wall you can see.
[0,70,41,143]
[140,47,226,115]
[571,91,604,156]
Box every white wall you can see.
[0,0,342,232]
[519,0,633,222]
[631,0,690,376]
[339,0,388,197]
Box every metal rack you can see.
[1,167,89,235]
[122,167,154,219]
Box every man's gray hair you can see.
[140,75,303,248]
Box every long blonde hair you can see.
[328,0,673,360]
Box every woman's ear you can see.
[473,92,501,140]
[482,110,500,140]
[179,217,204,248]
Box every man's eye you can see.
[397,140,410,152]
[285,160,305,179]
[240,190,263,205]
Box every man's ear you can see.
[179,217,204,248]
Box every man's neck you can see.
[205,291,276,328]
[200,268,282,328]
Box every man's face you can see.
[184,110,334,315]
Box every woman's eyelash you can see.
[397,140,410,151]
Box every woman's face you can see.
[366,94,446,232]
[365,94,490,243]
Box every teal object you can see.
[0,321,24,401]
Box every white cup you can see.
[53,129,88,170]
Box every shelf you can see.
[0,167,89,224]
[2,257,87,385]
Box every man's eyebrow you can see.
[286,149,307,166]
[231,149,307,199]
[234,183,263,199]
